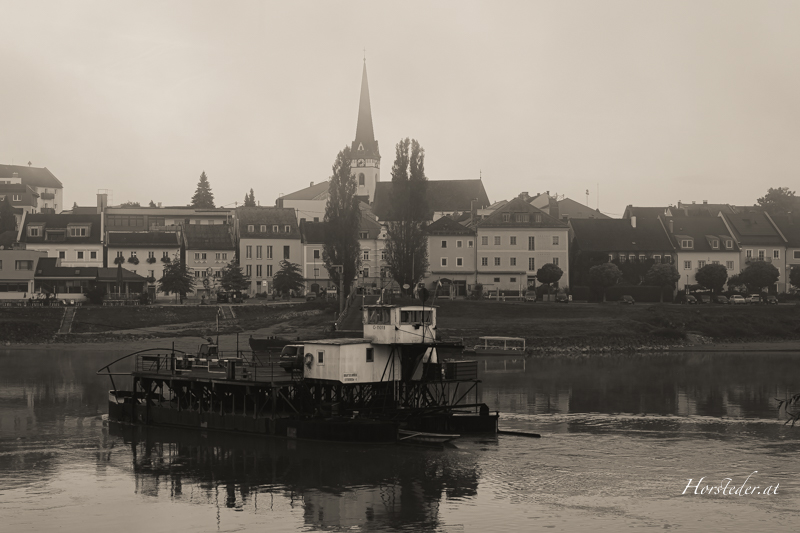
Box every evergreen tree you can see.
[0,196,16,233]
[322,146,360,298]
[119,201,140,207]
[149,200,157,207]
[158,253,195,303]
[191,171,215,208]
[384,138,429,292]
[219,259,250,292]
[273,260,304,297]
[244,189,256,207]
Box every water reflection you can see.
[107,422,479,530]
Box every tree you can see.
[384,138,429,293]
[727,273,746,292]
[219,259,250,292]
[119,201,141,207]
[757,187,796,215]
[588,263,622,302]
[273,260,304,297]
[790,266,800,292]
[0,196,16,233]
[644,263,680,302]
[191,171,215,208]
[149,200,157,208]
[536,263,563,295]
[244,189,256,207]
[739,260,780,293]
[694,263,728,294]
[322,146,361,298]
[158,254,195,303]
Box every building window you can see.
[363,250,370,261]
[510,257,516,266]
[15,260,34,270]
[77,251,84,259]
[552,236,559,246]
[266,264,273,277]
[746,249,752,258]
[381,250,387,260]
[494,236,501,245]
[774,249,780,259]
[711,239,719,249]
[664,256,672,264]
[256,245,262,259]
[130,251,137,258]
[313,249,320,259]
[194,253,200,260]
[510,236,516,246]
[359,173,365,186]
[726,261,734,270]
[284,246,290,259]
[91,251,97,259]
[553,257,559,266]
[441,240,447,248]
[284,225,290,233]
[69,227,87,237]
[148,251,155,259]
[246,246,252,259]
[534,214,541,223]
[317,351,324,365]
[481,257,488,266]
[256,265,262,277]
[515,213,524,223]
[726,240,733,249]
[246,265,252,276]
[247,225,254,232]
[59,251,65,259]
[163,251,169,258]
[273,225,278,232]
[468,240,474,248]
[503,213,510,222]
[117,251,123,258]
[441,258,447,267]
[653,255,661,263]
[313,268,319,277]
[194,270,201,278]
[608,254,614,262]
[638,254,645,262]
[266,246,273,259]
[215,253,221,260]
[359,231,368,239]
[698,260,706,269]
[758,250,765,261]
[794,251,800,260]
[12,195,20,201]
[481,236,488,246]
[510,277,516,283]
[684,261,692,270]
[148,270,154,278]
[681,239,693,249]
[260,225,266,232]
[529,257,535,270]
[457,240,462,248]
[457,257,463,266]
[494,277,500,283]
[494,257,501,266]
[222,253,227,260]
[528,237,535,250]
[366,348,374,363]
[28,227,40,237]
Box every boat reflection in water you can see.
[108,421,480,530]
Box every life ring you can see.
[304,353,314,368]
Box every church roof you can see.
[281,180,330,201]
[372,179,490,221]
[351,62,380,160]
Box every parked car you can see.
[765,295,779,305]
[306,291,317,301]
[748,294,761,304]
[230,291,244,304]
[676,294,697,304]
[216,292,229,303]
[714,295,729,304]
[698,295,712,304]
[729,295,747,305]
[278,344,304,373]
[555,293,569,303]
[619,295,635,305]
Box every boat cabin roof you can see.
[305,338,371,346]
[363,304,438,311]
[479,336,525,342]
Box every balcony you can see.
[745,257,772,264]
[40,192,55,200]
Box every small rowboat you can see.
[398,429,460,444]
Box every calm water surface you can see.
[2,346,800,532]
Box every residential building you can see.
[0,164,63,214]
[0,180,38,226]
[0,248,47,300]
[183,224,236,299]
[371,179,490,223]
[32,257,146,301]
[106,232,181,298]
[18,213,103,267]
[424,216,476,297]
[472,197,570,291]
[569,217,676,287]
[662,216,740,290]
[719,208,788,292]
[300,221,330,292]
[236,207,301,295]
[768,213,800,292]
[104,203,233,233]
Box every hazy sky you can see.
[1,1,798,217]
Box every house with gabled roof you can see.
[770,213,800,292]
[0,164,63,214]
[471,197,570,292]
[18,213,103,268]
[183,224,236,299]
[661,216,740,290]
[718,208,787,292]
[107,231,181,299]
[236,206,301,295]
[371,179,491,223]
[424,216,476,297]
[300,221,330,292]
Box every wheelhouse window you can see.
[366,348,374,363]
[400,310,433,324]
[366,308,391,324]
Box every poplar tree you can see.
[384,138,429,292]
[322,146,361,298]
[191,171,215,208]
[244,189,256,207]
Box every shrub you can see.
[127,256,140,265]
[161,256,171,264]
[146,257,157,264]
[86,286,106,305]
[113,256,125,266]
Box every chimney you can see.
[692,201,696,204]
[470,198,478,226]
[703,200,708,205]
[550,201,559,221]
[631,215,637,228]
[96,192,107,214]
[310,181,314,187]
[669,219,674,233]
[157,202,162,208]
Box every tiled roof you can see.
[20,214,102,244]
[477,197,568,229]
[96,267,147,282]
[426,216,474,236]
[557,197,610,219]
[280,181,330,201]
[570,218,674,252]
[722,211,785,246]
[237,207,300,239]
[184,224,235,250]
[371,179,490,221]
[301,221,327,244]
[0,183,38,195]
[770,214,800,247]
[663,216,739,252]
[0,165,62,189]
[35,258,97,279]
[107,232,180,247]
[623,206,670,219]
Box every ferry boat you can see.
[99,304,498,444]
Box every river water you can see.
[1,346,799,532]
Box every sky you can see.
[1,0,798,217]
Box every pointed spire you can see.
[352,61,380,159]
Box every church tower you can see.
[351,60,380,203]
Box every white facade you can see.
[676,251,740,290]
[302,340,397,383]
[240,237,302,295]
[23,243,103,268]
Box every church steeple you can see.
[351,59,380,202]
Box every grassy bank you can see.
[0,308,65,343]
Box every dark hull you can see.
[248,336,293,352]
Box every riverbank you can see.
[2,300,799,352]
